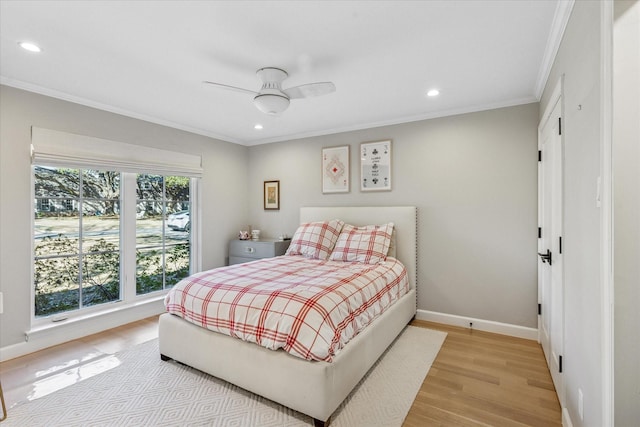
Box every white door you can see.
[538,97,564,406]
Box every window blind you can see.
[31,127,203,177]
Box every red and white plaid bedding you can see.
[164,255,409,362]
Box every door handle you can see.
[538,249,552,266]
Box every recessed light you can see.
[426,89,440,97]
[18,42,42,53]
[254,124,263,130]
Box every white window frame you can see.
[30,128,202,326]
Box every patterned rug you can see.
[3,326,446,427]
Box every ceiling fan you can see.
[203,67,335,115]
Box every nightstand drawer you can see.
[229,256,259,265]
[228,239,290,265]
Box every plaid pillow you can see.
[329,223,394,264]
[285,219,345,260]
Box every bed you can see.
[158,206,417,426]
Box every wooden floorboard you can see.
[1,316,561,426]
[404,319,561,427]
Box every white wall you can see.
[613,1,640,424]
[0,85,250,355]
[539,1,607,425]
[247,103,540,330]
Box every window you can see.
[136,174,190,295]
[33,167,195,318]
[34,167,122,317]
[31,127,202,322]
[37,198,50,212]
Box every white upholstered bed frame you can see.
[158,206,417,426]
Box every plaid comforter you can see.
[164,255,409,361]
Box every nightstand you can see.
[229,238,290,265]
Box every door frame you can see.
[600,1,614,424]
[538,77,565,407]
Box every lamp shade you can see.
[254,94,290,115]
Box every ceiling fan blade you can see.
[202,81,258,96]
[283,82,335,99]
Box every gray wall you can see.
[247,103,540,328]
[539,1,606,425]
[614,1,640,424]
[1,84,539,358]
[0,85,250,350]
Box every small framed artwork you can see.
[264,180,280,210]
[322,145,350,193]
[360,140,392,191]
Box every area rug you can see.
[3,325,446,427]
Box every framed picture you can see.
[322,145,350,193]
[360,140,392,191]
[263,180,280,210]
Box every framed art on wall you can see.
[322,145,350,193]
[264,180,280,210]
[360,140,391,191]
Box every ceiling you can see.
[0,1,570,146]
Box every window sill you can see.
[27,295,166,337]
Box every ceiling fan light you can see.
[254,94,290,115]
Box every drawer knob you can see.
[245,247,255,253]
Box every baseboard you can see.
[562,408,574,427]
[0,299,165,362]
[415,309,539,341]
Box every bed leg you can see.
[313,417,330,427]
[160,354,172,361]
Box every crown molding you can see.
[0,77,244,145]
[534,0,576,99]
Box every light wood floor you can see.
[0,316,159,409]
[405,319,561,426]
[0,316,561,426]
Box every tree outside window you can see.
[34,167,121,316]
[135,174,190,295]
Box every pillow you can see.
[285,219,345,260]
[387,226,397,258]
[329,222,394,264]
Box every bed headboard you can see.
[299,206,417,290]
